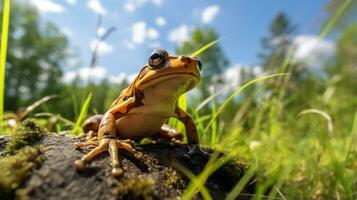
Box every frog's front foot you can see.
[74,138,141,177]
[185,144,211,158]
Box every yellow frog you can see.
[74,48,202,176]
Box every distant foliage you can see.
[3,2,69,111]
[259,12,295,72]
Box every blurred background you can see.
[1,0,357,198]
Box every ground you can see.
[0,132,255,200]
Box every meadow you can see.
[1,0,357,199]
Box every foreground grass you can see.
[181,1,356,199]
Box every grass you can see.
[71,93,92,135]
[178,1,356,199]
[0,0,11,131]
[0,0,355,199]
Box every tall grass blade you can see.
[225,165,257,200]
[196,82,240,112]
[204,73,290,132]
[18,95,58,121]
[170,39,220,133]
[190,39,220,57]
[299,109,352,198]
[173,163,212,200]
[71,93,92,135]
[299,109,334,136]
[182,151,228,200]
[320,0,352,38]
[344,111,357,164]
[0,0,11,131]
[210,95,217,145]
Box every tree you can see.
[329,23,357,91]
[3,1,69,111]
[175,27,229,99]
[259,12,295,72]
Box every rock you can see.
[0,133,255,200]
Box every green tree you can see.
[333,23,357,89]
[3,2,68,111]
[259,12,295,72]
[175,27,229,99]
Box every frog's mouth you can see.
[141,72,200,85]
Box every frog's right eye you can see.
[148,49,167,69]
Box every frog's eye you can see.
[148,49,167,69]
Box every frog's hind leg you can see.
[151,124,183,142]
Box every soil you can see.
[0,133,255,200]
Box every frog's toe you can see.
[112,167,123,177]
[74,159,86,170]
[74,140,99,149]
[74,142,82,149]
[134,151,143,159]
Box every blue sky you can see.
[28,0,332,83]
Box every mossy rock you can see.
[0,119,46,200]
[4,119,46,155]
[0,132,255,200]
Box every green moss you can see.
[0,146,44,200]
[162,167,185,189]
[117,176,155,200]
[5,119,46,155]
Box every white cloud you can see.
[62,67,138,84]
[90,39,114,56]
[128,73,138,82]
[152,0,162,6]
[61,27,74,37]
[293,34,335,68]
[108,72,127,84]
[214,64,264,91]
[132,21,147,44]
[65,0,76,5]
[122,39,136,50]
[124,3,136,12]
[126,21,160,49]
[147,28,159,40]
[97,26,106,37]
[62,70,77,83]
[87,0,106,15]
[62,66,107,83]
[123,0,162,12]
[79,67,107,80]
[67,57,79,68]
[29,0,64,13]
[148,41,161,48]
[223,64,243,86]
[201,5,220,24]
[168,24,190,45]
[109,72,137,84]
[155,16,166,26]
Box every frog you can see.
[74,48,203,177]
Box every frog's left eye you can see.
[148,49,167,69]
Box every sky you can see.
[26,0,335,84]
